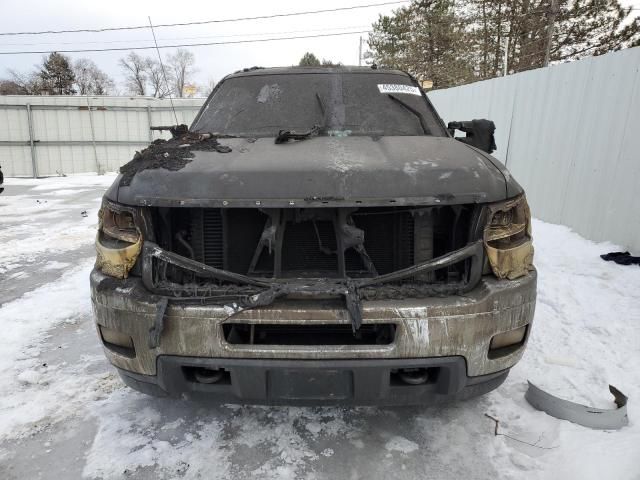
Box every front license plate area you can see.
[267,369,353,400]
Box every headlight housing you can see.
[484,194,534,280]
[95,201,142,279]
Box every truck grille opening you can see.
[151,205,477,285]
[282,220,338,274]
[352,209,415,274]
[223,323,396,346]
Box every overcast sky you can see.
[0,0,403,92]
[1,0,638,94]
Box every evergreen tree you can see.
[369,0,475,88]
[555,0,639,60]
[467,0,640,77]
[298,52,321,66]
[39,52,75,95]
[369,0,640,87]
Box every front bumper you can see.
[91,268,536,404]
[117,357,509,406]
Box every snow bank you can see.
[486,219,640,479]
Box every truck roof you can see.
[229,65,409,78]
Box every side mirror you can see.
[447,119,497,154]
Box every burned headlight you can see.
[95,201,142,279]
[484,194,534,280]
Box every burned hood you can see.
[114,136,518,208]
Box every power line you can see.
[0,30,372,55]
[0,1,408,37]
[0,25,371,47]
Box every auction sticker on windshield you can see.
[377,84,421,95]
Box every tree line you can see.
[0,50,340,96]
[368,0,640,89]
[297,52,341,66]
[0,48,212,97]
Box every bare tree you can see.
[166,49,196,98]
[119,52,147,95]
[0,79,29,95]
[73,58,114,95]
[5,69,41,94]
[144,58,170,98]
[73,59,93,94]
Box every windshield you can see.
[191,72,447,137]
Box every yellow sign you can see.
[183,84,197,96]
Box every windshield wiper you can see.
[274,124,321,144]
[387,94,430,135]
[274,92,328,144]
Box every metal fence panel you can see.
[429,47,640,252]
[0,96,204,177]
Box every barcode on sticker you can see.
[377,84,421,96]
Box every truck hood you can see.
[114,136,521,207]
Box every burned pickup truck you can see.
[91,66,535,405]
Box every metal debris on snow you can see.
[525,381,629,430]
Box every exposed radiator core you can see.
[190,209,224,269]
[160,205,474,281]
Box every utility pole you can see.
[543,0,559,67]
[358,36,363,66]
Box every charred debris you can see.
[119,124,232,186]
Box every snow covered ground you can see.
[0,174,639,480]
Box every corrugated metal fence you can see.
[429,47,640,252]
[0,96,203,177]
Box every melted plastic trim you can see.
[95,233,142,279]
[143,239,483,290]
[525,381,629,430]
[95,200,145,279]
[140,240,483,332]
